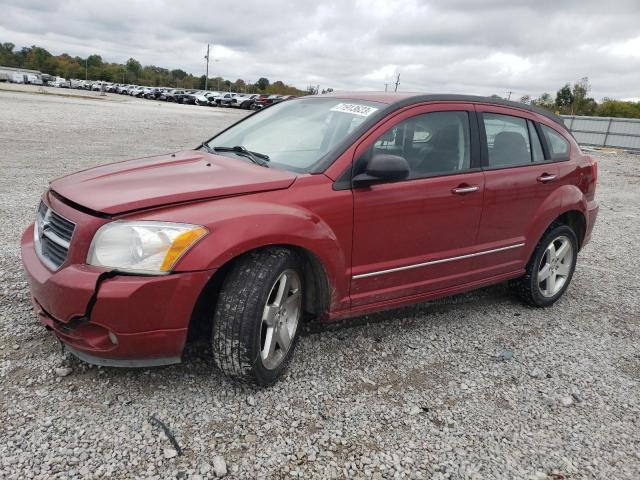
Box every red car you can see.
[21,93,598,385]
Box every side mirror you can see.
[352,154,410,188]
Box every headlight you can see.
[87,221,208,274]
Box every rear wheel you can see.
[516,224,578,307]
[211,248,303,385]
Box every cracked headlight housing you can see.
[87,221,208,274]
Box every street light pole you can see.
[204,44,210,90]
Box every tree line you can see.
[0,42,308,95]
[509,77,640,119]
[3,42,638,117]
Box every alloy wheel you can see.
[537,235,573,297]
[260,269,302,370]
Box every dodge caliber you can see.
[21,93,599,385]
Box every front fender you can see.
[147,196,352,311]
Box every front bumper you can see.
[21,225,215,366]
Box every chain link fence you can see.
[562,115,640,150]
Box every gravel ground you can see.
[1,88,639,479]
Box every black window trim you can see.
[479,112,572,171]
[532,121,551,160]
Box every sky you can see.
[1,0,639,100]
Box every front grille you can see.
[35,201,76,270]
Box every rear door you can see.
[350,103,485,307]
[473,105,561,278]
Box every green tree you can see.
[126,57,142,80]
[24,46,53,72]
[257,77,270,91]
[555,84,574,113]
[0,42,19,67]
[531,93,555,112]
[571,77,597,115]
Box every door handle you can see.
[537,174,557,183]
[451,185,480,194]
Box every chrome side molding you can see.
[352,243,525,280]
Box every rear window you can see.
[541,124,570,160]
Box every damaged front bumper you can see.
[21,224,214,367]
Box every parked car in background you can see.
[158,89,173,101]
[192,92,210,106]
[144,88,161,99]
[49,76,70,88]
[253,94,281,109]
[167,89,188,103]
[26,74,43,85]
[227,94,257,109]
[182,93,198,105]
[204,92,221,106]
[129,86,144,97]
[21,93,598,386]
[211,92,236,106]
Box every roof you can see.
[316,91,566,129]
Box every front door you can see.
[350,104,485,308]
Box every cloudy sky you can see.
[1,0,639,100]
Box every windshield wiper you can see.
[212,145,270,167]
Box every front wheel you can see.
[212,248,304,385]
[516,224,578,307]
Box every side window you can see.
[483,113,531,167]
[365,111,471,179]
[528,121,545,162]
[540,124,570,160]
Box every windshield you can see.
[206,97,384,173]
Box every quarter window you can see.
[483,113,531,167]
[365,111,471,179]
[541,124,570,159]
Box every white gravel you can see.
[1,87,639,479]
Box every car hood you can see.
[50,150,297,215]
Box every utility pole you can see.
[507,91,513,100]
[204,44,210,90]
[384,83,388,92]
[394,73,400,92]
[85,58,88,81]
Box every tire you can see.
[212,248,304,385]
[516,223,578,307]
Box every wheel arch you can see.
[186,243,332,344]
[526,208,587,265]
[555,209,586,249]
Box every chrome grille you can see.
[34,201,75,270]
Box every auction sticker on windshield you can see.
[330,103,379,117]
